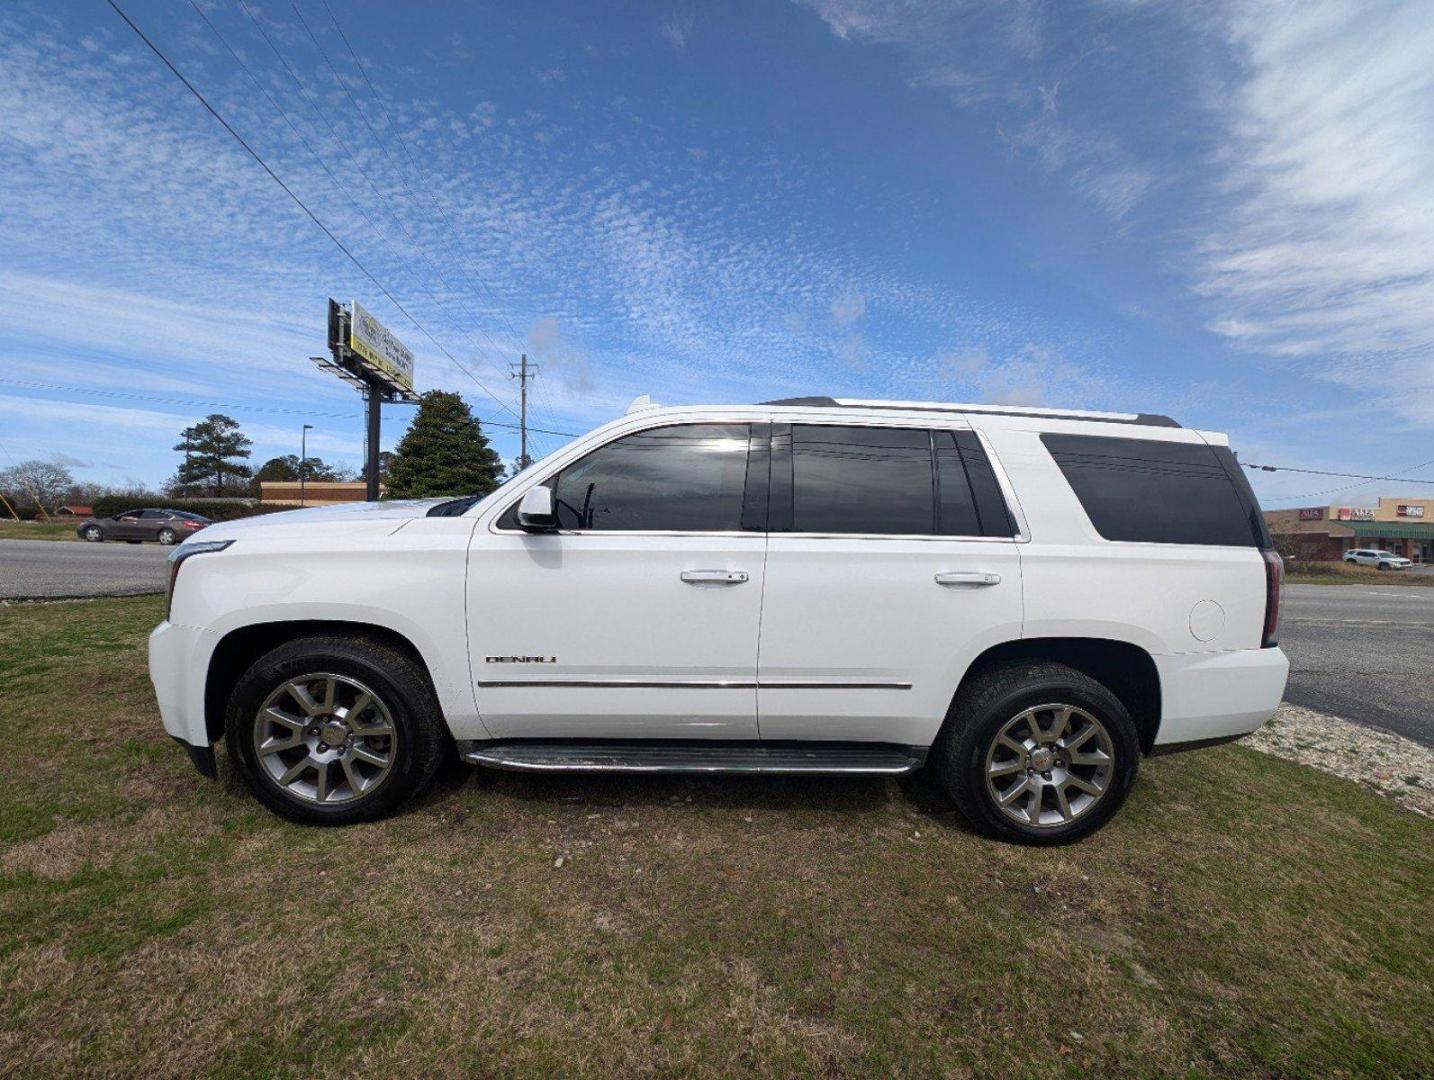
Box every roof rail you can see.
[757,396,1180,428]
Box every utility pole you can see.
[509,354,539,470]
[300,423,314,507]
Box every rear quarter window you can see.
[1041,433,1267,547]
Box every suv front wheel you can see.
[225,635,447,825]
[932,661,1140,845]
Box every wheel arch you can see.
[950,637,1163,753]
[204,620,441,745]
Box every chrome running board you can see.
[459,740,927,775]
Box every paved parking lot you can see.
[0,538,168,599]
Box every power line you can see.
[310,0,569,437]
[1242,461,1434,484]
[313,0,529,350]
[103,0,520,423]
[225,0,523,420]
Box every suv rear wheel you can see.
[225,635,447,825]
[931,661,1140,845]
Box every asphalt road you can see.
[1280,582,1434,748]
[2,539,1431,746]
[0,538,169,599]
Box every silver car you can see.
[1343,548,1413,570]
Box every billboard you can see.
[348,300,415,393]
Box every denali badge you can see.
[485,655,557,664]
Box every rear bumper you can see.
[1152,646,1289,748]
[149,619,220,766]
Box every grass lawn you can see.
[2,597,1430,1078]
[0,519,81,541]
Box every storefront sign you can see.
[1298,507,1325,520]
[1396,504,1426,518]
[1335,507,1375,521]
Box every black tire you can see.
[157,528,178,545]
[224,634,447,825]
[930,661,1140,845]
[82,526,103,542]
[1378,562,1391,571]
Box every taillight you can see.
[1260,548,1284,647]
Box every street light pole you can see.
[300,424,314,507]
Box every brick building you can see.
[259,481,372,507]
[1265,497,1434,562]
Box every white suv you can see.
[1344,549,1412,570]
[149,398,1289,844]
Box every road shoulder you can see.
[1242,703,1433,817]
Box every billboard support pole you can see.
[365,383,382,502]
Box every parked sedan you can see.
[77,508,211,545]
[1343,548,1413,570]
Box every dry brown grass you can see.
[1,596,1430,1078]
[1285,559,1434,586]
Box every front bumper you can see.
[1152,646,1290,748]
[149,619,220,771]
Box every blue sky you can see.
[1,0,1432,505]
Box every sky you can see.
[1,0,1432,506]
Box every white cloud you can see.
[1191,1,1434,419]
[830,289,866,327]
[660,11,695,52]
[799,0,1155,221]
[935,341,1105,407]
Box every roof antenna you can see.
[626,394,661,414]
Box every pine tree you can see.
[385,391,503,499]
[173,414,253,496]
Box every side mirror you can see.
[517,486,557,531]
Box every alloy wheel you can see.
[253,673,398,805]
[984,703,1115,829]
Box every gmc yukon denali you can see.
[149,397,1289,843]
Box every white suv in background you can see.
[149,397,1289,844]
[1344,549,1412,570]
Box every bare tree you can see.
[0,459,74,513]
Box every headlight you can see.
[166,540,234,620]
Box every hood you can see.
[187,498,459,545]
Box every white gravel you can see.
[1241,704,1433,818]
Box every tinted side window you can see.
[1041,433,1263,546]
[790,425,933,535]
[935,431,1016,537]
[550,424,750,531]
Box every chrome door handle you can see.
[680,570,749,585]
[935,571,1001,587]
